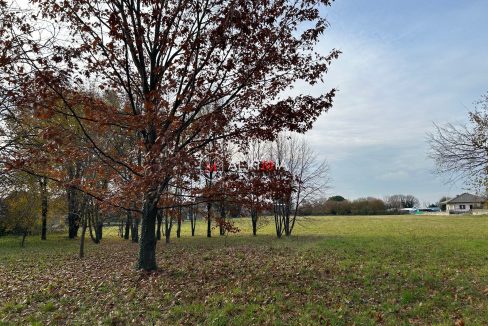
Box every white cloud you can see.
[294,1,488,204]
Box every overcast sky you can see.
[303,0,488,205]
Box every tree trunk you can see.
[40,177,48,240]
[219,202,226,236]
[132,218,139,243]
[67,164,81,239]
[190,205,196,237]
[21,232,27,247]
[284,202,292,237]
[137,198,158,271]
[124,210,132,240]
[96,222,103,241]
[274,201,284,238]
[176,215,181,238]
[156,211,162,241]
[207,202,212,238]
[88,214,100,244]
[79,218,87,258]
[251,209,258,236]
[164,211,173,244]
[284,215,290,237]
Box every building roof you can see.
[445,193,485,204]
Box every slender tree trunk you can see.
[79,218,87,258]
[40,177,48,240]
[124,210,132,240]
[88,214,99,244]
[21,232,27,247]
[118,220,124,238]
[251,209,258,236]
[274,201,284,238]
[164,211,173,244]
[96,222,103,241]
[190,205,196,237]
[132,218,139,243]
[284,202,292,237]
[137,197,158,271]
[156,211,162,241]
[284,216,290,236]
[67,164,81,239]
[219,202,226,236]
[207,202,212,238]
[176,215,181,238]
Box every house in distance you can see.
[444,193,485,214]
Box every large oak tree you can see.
[2,0,339,270]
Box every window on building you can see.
[459,205,465,209]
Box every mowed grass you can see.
[1,215,488,325]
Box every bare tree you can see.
[384,194,419,209]
[428,94,488,191]
[270,134,331,237]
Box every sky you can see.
[301,0,488,205]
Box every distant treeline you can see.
[298,194,422,216]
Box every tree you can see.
[3,0,339,270]
[385,194,419,209]
[438,196,451,211]
[428,92,488,191]
[270,134,331,237]
[328,195,346,202]
[324,198,351,215]
[2,190,39,246]
[239,139,271,236]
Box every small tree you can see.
[438,196,451,211]
[2,191,39,246]
[270,134,331,236]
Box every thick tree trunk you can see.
[68,210,79,239]
[124,210,132,240]
[137,198,158,271]
[40,177,48,240]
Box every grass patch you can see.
[1,215,488,324]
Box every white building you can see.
[444,193,485,213]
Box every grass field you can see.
[1,215,488,325]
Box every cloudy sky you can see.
[304,0,488,204]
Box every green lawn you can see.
[1,215,488,325]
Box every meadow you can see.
[1,215,488,325]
